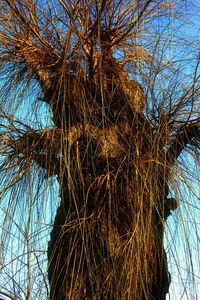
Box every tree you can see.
[0,0,199,299]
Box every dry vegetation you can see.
[0,0,199,299]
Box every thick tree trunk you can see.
[48,186,170,299]
[39,38,173,299]
[47,122,171,299]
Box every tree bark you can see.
[46,117,171,300]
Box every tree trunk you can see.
[47,115,171,300]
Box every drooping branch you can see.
[3,0,59,94]
[5,0,49,48]
[166,118,200,165]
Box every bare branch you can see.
[167,118,200,165]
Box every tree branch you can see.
[4,0,59,95]
[166,119,200,165]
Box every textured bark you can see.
[46,115,172,300]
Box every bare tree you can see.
[0,1,199,299]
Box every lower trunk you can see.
[48,172,170,300]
